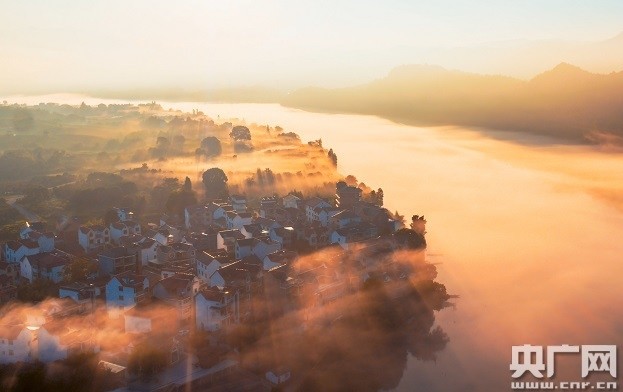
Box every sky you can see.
[1,0,622,94]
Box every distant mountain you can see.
[282,63,623,143]
[396,32,623,79]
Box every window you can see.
[8,340,13,345]
[119,286,123,292]
[8,350,13,356]
[118,295,124,301]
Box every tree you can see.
[394,228,427,250]
[229,125,251,141]
[64,257,98,282]
[128,343,168,379]
[12,108,34,132]
[103,209,119,225]
[328,149,338,167]
[393,210,405,227]
[202,168,229,200]
[199,136,222,157]
[166,188,197,217]
[183,176,192,192]
[377,188,384,206]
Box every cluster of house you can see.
[0,184,408,379]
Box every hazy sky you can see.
[1,0,622,93]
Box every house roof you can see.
[111,222,127,230]
[25,230,54,241]
[216,261,249,283]
[137,238,157,249]
[272,227,294,237]
[197,251,231,266]
[240,254,262,266]
[124,300,178,319]
[284,193,301,201]
[7,239,41,251]
[235,238,257,247]
[26,252,71,269]
[305,197,328,208]
[0,324,26,340]
[80,225,107,234]
[265,250,297,265]
[331,210,359,220]
[218,230,246,240]
[113,272,147,288]
[155,274,195,297]
[197,287,229,303]
[5,240,22,251]
[98,246,134,259]
[242,223,263,233]
[266,264,289,283]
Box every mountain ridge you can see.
[282,62,623,144]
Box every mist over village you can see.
[2,1,623,392]
[0,103,449,391]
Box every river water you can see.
[5,96,623,391]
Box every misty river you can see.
[5,96,623,391]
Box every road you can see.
[3,195,42,222]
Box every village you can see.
[0,170,431,390]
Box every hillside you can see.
[282,63,623,143]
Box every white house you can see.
[109,221,142,245]
[305,197,332,223]
[229,195,247,212]
[282,194,301,209]
[263,250,297,271]
[225,211,253,230]
[0,325,34,364]
[195,288,239,332]
[216,230,246,252]
[184,205,210,229]
[38,321,99,363]
[207,261,250,289]
[105,273,149,315]
[136,238,158,266]
[3,240,40,264]
[20,251,72,283]
[240,223,264,239]
[196,252,230,284]
[124,303,178,335]
[251,238,281,260]
[269,226,295,247]
[21,231,55,252]
[152,274,201,321]
[234,238,256,259]
[78,225,110,252]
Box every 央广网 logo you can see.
[510,345,618,390]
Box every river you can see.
[4,95,623,391]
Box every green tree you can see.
[394,228,426,250]
[165,188,197,217]
[63,256,98,283]
[327,149,338,167]
[202,168,229,200]
[128,343,168,379]
[199,136,222,157]
[183,176,192,192]
[230,125,251,141]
